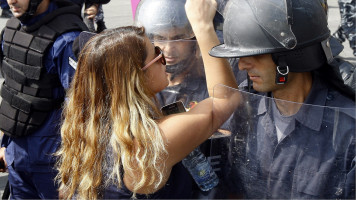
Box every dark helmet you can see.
[134,0,194,40]
[320,0,328,16]
[18,0,43,22]
[211,0,333,73]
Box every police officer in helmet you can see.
[136,0,207,110]
[0,0,87,198]
[207,0,355,198]
[211,0,354,98]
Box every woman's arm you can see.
[186,0,238,95]
[160,0,239,167]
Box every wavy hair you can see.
[56,26,167,199]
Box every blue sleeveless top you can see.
[102,162,193,199]
[101,145,193,199]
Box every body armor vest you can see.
[0,2,88,137]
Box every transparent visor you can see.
[216,0,297,49]
[134,0,195,40]
[210,84,355,196]
[154,40,207,110]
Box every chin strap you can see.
[275,56,289,84]
[18,0,43,23]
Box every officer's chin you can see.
[12,12,22,18]
[166,61,178,66]
[165,65,177,73]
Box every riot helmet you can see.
[18,0,44,22]
[135,0,199,80]
[135,0,194,40]
[211,0,332,74]
[320,0,328,17]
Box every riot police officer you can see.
[136,0,207,110]
[333,0,356,56]
[208,0,355,198]
[322,0,356,91]
[0,0,87,198]
[135,0,233,198]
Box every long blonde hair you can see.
[56,26,167,199]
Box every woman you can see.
[56,0,238,198]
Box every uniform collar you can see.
[257,74,327,131]
[22,2,57,27]
[295,74,326,131]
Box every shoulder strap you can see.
[0,28,5,77]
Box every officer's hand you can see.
[85,4,98,19]
[185,0,217,32]
[0,147,7,172]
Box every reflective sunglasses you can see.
[142,46,166,70]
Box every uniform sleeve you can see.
[345,157,355,198]
[1,134,10,148]
[45,31,81,89]
[345,137,356,198]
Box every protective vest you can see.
[0,2,88,137]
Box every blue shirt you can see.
[1,3,80,172]
[226,74,355,198]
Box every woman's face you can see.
[143,36,169,94]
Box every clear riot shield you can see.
[155,39,207,111]
[155,39,236,195]
[212,84,356,199]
